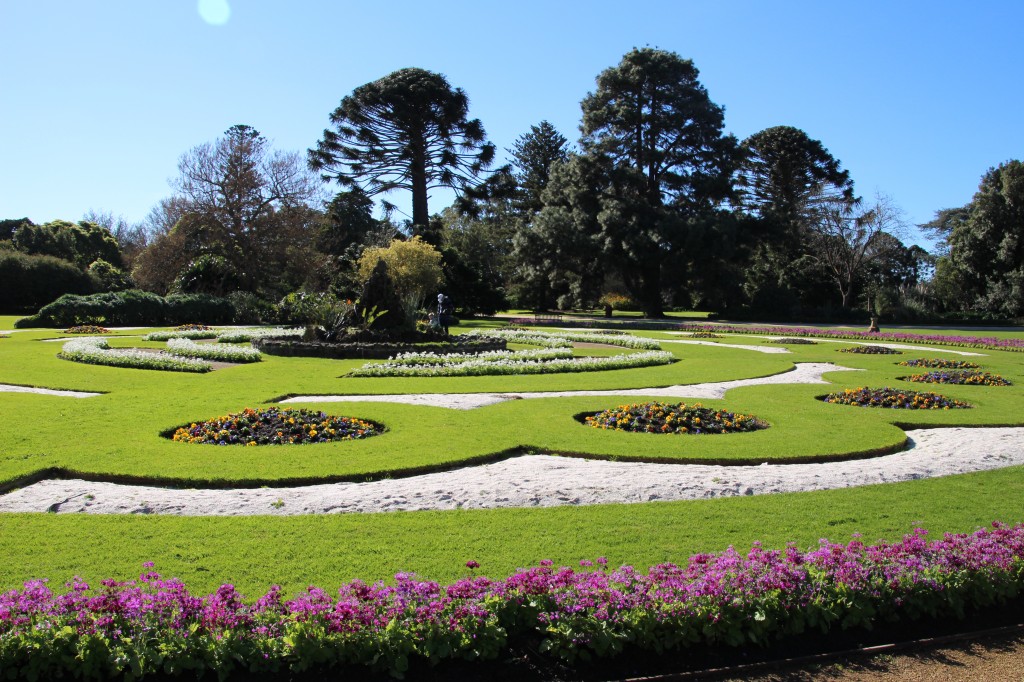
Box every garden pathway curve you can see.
[280,362,859,410]
[0,426,1020,515]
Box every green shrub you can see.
[227,291,278,324]
[0,251,94,313]
[14,290,235,327]
[87,258,133,292]
[165,294,235,325]
[599,292,638,311]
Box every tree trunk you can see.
[640,264,664,318]
[410,141,430,230]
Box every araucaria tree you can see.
[557,48,738,317]
[735,125,855,309]
[309,68,496,235]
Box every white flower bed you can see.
[349,350,674,377]
[144,329,218,341]
[59,338,211,373]
[382,347,574,367]
[166,338,262,363]
[215,328,304,343]
[462,329,661,350]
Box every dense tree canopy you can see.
[568,47,738,316]
[12,220,123,269]
[133,125,323,296]
[509,120,571,215]
[357,236,443,323]
[945,160,1024,316]
[309,68,496,233]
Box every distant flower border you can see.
[680,323,1024,353]
[838,345,902,355]
[899,358,980,370]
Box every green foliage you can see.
[15,290,234,327]
[318,189,379,256]
[226,291,278,324]
[737,126,854,222]
[276,291,341,327]
[946,160,1024,317]
[509,120,571,215]
[525,154,607,309]
[0,217,32,241]
[87,258,133,293]
[309,67,496,230]
[353,259,406,331]
[143,125,322,297]
[358,237,443,324]
[0,250,95,313]
[12,219,123,269]
[573,48,740,317]
[172,254,240,297]
[164,293,235,325]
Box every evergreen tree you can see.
[946,160,1024,316]
[309,68,496,236]
[573,48,738,316]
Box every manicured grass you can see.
[1,320,1023,599]
[1,465,1022,596]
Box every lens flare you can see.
[197,0,230,26]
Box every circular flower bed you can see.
[838,345,902,355]
[175,323,213,331]
[903,370,1012,386]
[770,337,817,345]
[583,401,768,434]
[820,387,970,409]
[172,407,382,445]
[64,325,110,334]
[899,358,980,370]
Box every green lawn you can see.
[1,318,1023,596]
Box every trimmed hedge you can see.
[14,290,235,328]
[0,251,95,313]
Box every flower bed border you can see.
[2,524,1023,680]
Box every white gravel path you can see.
[0,384,101,398]
[281,362,860,410]
[1,426,1020,516]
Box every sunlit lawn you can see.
[0,317,1022,595]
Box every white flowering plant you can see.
[59,338,212,373]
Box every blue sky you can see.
[2,1,1022,248]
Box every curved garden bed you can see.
[901,370,1011,386]
[580,401,768,434]
[170,407,382,445]
[819,387,971,409]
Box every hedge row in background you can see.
[14,290,235,328]
[0,250,96,313]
